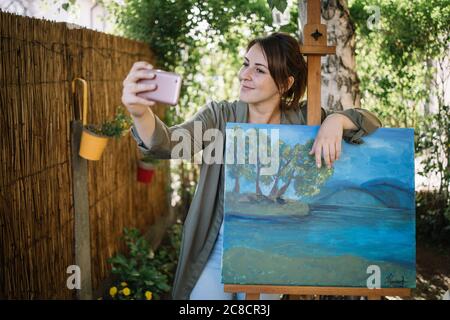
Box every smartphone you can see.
[136,69,182,106]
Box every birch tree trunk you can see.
[298,0,361,111]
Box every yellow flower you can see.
[123,287,131,296]
[109,286,118,297]
[120,282,128,287]
[145,291,153,300]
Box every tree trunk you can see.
[298,0,361,111]
[423,58,434,115]
[255,163,263,195]
[269,177,280,198]
[276,177,293,198]
[268,157,293,197]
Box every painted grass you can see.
[222,246,416,288]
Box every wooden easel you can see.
[223,0,412,300]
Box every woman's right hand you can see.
[121,61,157,118]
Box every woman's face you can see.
[238,44,280,105]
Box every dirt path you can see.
[385,240,450,300]
[410,241,450,300]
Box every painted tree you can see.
[225,125,254,194]
[267,141,299,198]
[292,140,334,197]
[271,139,334,199]
[226,128,278,196]
[230,126,334,201]
[227,151,253,194]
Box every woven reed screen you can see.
[0,11,170,299]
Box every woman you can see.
[121,32,382,300]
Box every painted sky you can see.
[225,123,415,198]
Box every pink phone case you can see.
[136,69,182,106]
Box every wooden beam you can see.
[245,293,260,300]
[71,120,92,300]
[307,55,322,125]
[224,284,411,298]
[307,0,321,24]
[300,45,336,55]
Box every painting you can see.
[222,123,416,288]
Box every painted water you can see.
[223,204,416,288]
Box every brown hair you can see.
[246,32,307,110]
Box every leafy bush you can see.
[152,221,183,287]
[106,221,182,300]
[107,228,170,300]
[416,191,450,245]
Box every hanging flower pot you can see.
[72,77,133,161]
[79,125,109,160]
[137,157,160,184]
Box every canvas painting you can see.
[222,123,416,288]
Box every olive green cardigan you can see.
[130,100,382,300]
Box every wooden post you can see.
[300,0,336,125]
[71,79,92,300]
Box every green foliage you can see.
[101,0,299,126]
[107,228,170,300]
[416,103,450,196]
[152,221,183,286]
[267,0,288,13]
[140,154,161,166]
[416,191,450,245]
[351,0,450,62]
[415,101,450,243]
[103,0,273,68]
[350,0,450,126]
[86,105,133,138]
[107,222,182,300]
[61,0,76,11]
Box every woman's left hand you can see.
[309,114,344,169]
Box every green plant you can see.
[140,155,161,166]
[87,105,133,138]
[415,101,450,244]
[152,221,183,286]
[107,228,171,300]
[416,104,450,197]
[416,191,450,245]
[350,0,450,130]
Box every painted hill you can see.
[307,178,414,210]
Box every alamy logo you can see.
[66,265,81,290]
[366,265,381,289]
[366,5,381,31]
[169,122,280,176]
